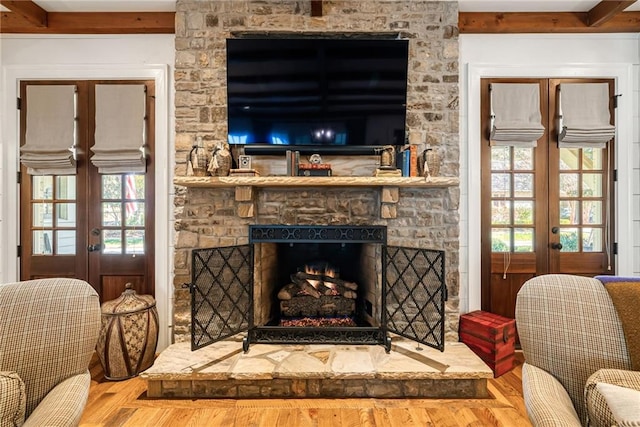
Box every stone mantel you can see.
[174,176,459,218]
[173,176,459,188]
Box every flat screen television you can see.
[226,37,409,154]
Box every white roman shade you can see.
[558,83,615,148]
[91,84,147,173]
[489,83,545,147]
[20,85,77,175]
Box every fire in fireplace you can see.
[189,225,447,353]
[278,261,358,327]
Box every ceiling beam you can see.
[587,0,636,26]
[0,11,175,34]
[459,11,640,33]
[0,0,47,27]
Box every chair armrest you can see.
[522,363,582,427]
[23,371,91,427]
[586,369,640,427]
[596,383,640,426]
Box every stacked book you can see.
[298,163,332,177]
[374,167,402,177]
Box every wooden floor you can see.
[80,352,531,427]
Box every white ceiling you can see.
[2,1,640,13]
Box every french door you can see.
[480,78,615,319]
[19,80,155,302]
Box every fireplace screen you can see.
[191,245,253,350]
[190,226,446,352]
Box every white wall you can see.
[459,33,640,313]
[0,34,175,351]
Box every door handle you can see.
[87,243,102,252]
[551,242,563,250]
[551,226,559,234]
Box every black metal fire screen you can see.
[190,225,447,353]
[383,246,446,351]
[191,245,253,350]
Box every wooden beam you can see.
[1,11,175,34]
[459,11,640,33]
[588,0,636,26]
[0,0,47,27]
[311,0,323,17]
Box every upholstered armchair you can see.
[0,278,101,426]
[515,274,640,427]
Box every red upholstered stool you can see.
[459,310,516,377]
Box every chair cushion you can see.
[596,383,640,427]
[0,371,26,427]
[586,369,640,427]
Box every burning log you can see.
[280,295,355,317]
[280,317,357,327]
[295,272,358,290]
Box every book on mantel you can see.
[374,167,402,177]
[229,168,260,177]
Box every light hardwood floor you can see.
[79,352,531,427]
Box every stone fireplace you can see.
[190,225,446,352]
[172,0,461,346]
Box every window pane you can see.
[125,174,145,200]
[56,230,76,255]
[102,230,122,254]
[514,228,534,252]
[56,203,76,227]
[559,148,579,170]
[491,173,510,197]
[582,174,602,197]
[32,176,53,199]
[560,200,580,225]
[559,174,579,197]
[55,176,76,200]
[126,230,145,254]
[125,202,145,227]
[32,230,53,255]
[582,228,603,252]
[583,201,602,225]
[582,148,603,170]
[102,175,122,199]
[513,147,533,170]
[514,173,533,197]
[491,228,510,252]
[102,202,122,226]
[491,200,511,225]
[560,228,579,252]
[491,146,510,170]
[33,203,53,226]
[514,201,533,224]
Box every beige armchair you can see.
[515,274,640,427]
[0,278,101,426]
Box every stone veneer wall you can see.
[173,1,460,342]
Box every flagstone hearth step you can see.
[140,335,493,399]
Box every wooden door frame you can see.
[1,64,172,351]
[466,63,634,313]
[479,78,550,314]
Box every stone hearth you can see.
[141,335,492,399]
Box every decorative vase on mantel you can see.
[208,140,232,177]
[422,148,441,178]
[186,136,209,177]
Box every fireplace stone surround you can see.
[172,0,461,345]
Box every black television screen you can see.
[226,37,409,154]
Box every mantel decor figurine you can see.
[186,136,208,177]
[209,140,232,176]
[421,148,441,177]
